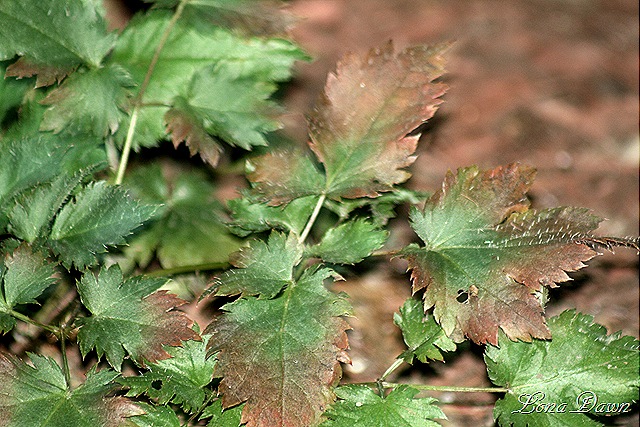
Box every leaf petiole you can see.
[299,193,326,243]
[366,381,509,394]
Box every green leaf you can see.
[0,0,116,86]
[40,64,134,137]
[204,232,302,299]
[226,192,317,237]
[205,267,351,427]
[400,164,602,345]
[321,385,445,427]
[309,219,388,264]
[48,181,157,268]
[110,10,306,149]
[0,135,67,221]
[8,168,94,243]
[76,265,199,370]
[394,298,456,364]
[119,335,215,413]
[0,353,142,427]
[166,64,282,165]
[130,403,181,427]
[247,147,326,205]
[1,244,56,309]
[486,310,640,427]
[123,163,241,269]
[201,400,244,427]
[308,42,448,199]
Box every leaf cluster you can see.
[0,1,637,427]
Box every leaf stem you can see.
[379,358,405,382]
[114,0,188,184]
[146,261,230,278]
[115,107,138,184]
[8,309,58,334]
[366,381,509,393]
[299,193,326,243]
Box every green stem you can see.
[114,0,188,184]
[371,381,509,393]
[379,358,405,382]
[146,261,230,278]
[59,331,71,389]
[299,193,326,243]
[8,309,58,334]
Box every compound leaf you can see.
[321,385,445,427]
[41,64,134,137]
[48,181,157,269]
[308,42,448,199]
[76,265,199,370]
[394,298,456,364]
[123,164,241,270]
[308,219,388,264]
[486,310,640,427]
[204,232,302,299]
[205,267,351,427]
[0,0,116,86]
[119,335,215,413]
[0,352,142,427]
[111,10,305,149]
[400,164,601,345]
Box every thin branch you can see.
[361,381,509,394]
[114,0,188,184]
[146,261,230,278]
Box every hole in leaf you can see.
[456,289,469,304]
[151,380,163,390]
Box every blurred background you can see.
[105,1,639,425]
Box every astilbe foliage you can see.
[0,1,637,427]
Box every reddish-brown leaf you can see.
[165,107,223,166]
[5,58,76,87]
[400,164,601,345]
[206,268,351,427]
[308,42,449,199]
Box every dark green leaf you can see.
[76,265,199,370]
[166,64,282,165]
[8,168,94,243]
[309,219,388,264]
[110,10,305,149]
[204,232,302,299]
[0,0,116,86]
[486,310,640,427]
[0,353,142,427]
[41,64,134,137]
[48,181,157,268]
[123,163,241,269]
[321,385,445,427]
[394,298,456,364]
[130,403,181,427]
[1,244,56,309]
[119,335,215,413]
[201,400,243,427]
[227,192,317,237]
[206,267,351,427]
